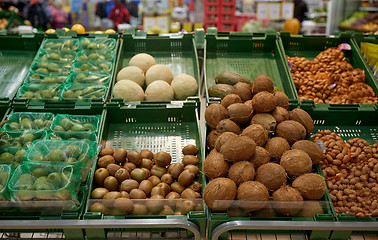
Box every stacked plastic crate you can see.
[204,0,236,31]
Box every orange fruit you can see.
[45,29,56,34]
[71,24,85,34]
[283,18,300,35]
[62,27,70,32]
[105,29,116,34]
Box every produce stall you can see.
[0,30,376,240]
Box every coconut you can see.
[216,119,240,134]
[203,150,229,179]
[252,91,277,113]
[221,94,242,109]
[129,53,156,73]
[252,75,274,93]
[232,82,252,102]
[214,132,238,152]
[254,207,277,217]
[226,103,253,124]
[292,140,324,165]
[244,100,253,109]
[276,120,306,144]
[251,113,277,132]
[241,124,269,147]
[236,181,269,211]
[205,104,226,129]
[145,64,173,85]
[220,135,256,162]
[280,149,312,178]
[203,178,236,211]
[271,107,290,124]
[207,130,220,149]
[273,91,289,109]
[228,161,255,185]
[256,163,287,191]
[292,173,326,200]
[264,137,290,161]
[297,201,324,217]
[272,186,303,216]
[249,146,270,167]
[290,108,314,135]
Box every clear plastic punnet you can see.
[79,38,116,51]
[31,61,72,74]
[16,83,63,102]
[25,72,69,84]
[3,112,54,132]
[61,84,107,102]
[77,50,115,62]
[41,39,79,51]
[50,114,100,133]
[73,61,112,73]
[0,164,13,200]
[68,72,111,85]
[36,49,76,62]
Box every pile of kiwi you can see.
[90,144,203,216]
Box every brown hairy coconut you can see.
[297,201,324,217]
[216,119,240,134]
[204,178,236,211]
[205,104,226,129]
[252,75,274,93]
[241,124,269,147]
[292,140,324,165]
[228,161,255,185]
[251,113,277,132]
[292,173,326,200]
[207,130,220,149]
[220,135,256,162]
[290,108,314,135]
[237,181,269,211]
[249,146,270,167]
[276,120,306,144]
[221,94,242,109]
[280,149,312,178]
[244,100,253,109]
[214,132,238,152]
[272,186,303,216]
[273,91,289,109]
[264,137,290,161]
[226,103,253,124]
[232,82,252,102]
[252,91,277,113]
[271,107,290,124]
[203,150,230,179]
[256,162,287,191]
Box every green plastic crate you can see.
[280,32,378,112]
[0,33,43,107]
[110,33,201,105]
[204,32,298,107]
[83,102,206,239]
[352,33,378,81]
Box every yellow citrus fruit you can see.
[45,29,56,34]
[71,24,85,34]
[62,27,70,32]
[105,29,116,34]
[94,31,103,34]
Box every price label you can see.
[156,16,169,33]
[269,3,281,20]
[257,3,269,20]
[143,17,155,31]
[281,2,294,19]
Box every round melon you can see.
[171,74,198,100]
[145,64,173,86]
[116,66,145,87]
[145,80,174,101]
[113,80,144,101]
[129,53,156,73]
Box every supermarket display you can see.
[340,12,378,32]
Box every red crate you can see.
[218,20,235,31]
[235,13,256,32]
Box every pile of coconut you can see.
[113,53,198,101]
[203,75,327,217]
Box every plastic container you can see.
[0,129,47,148]
[24,72,69,84]
[50,114,101,134]
[68,72,111,86]
[2,112,54,132]
[0,147,26,167]
[35,49,76,62]
[280,32,378,111]
[41,38,79,51]
[77,50,115,62]
[16,83,63,102]
[61,84,107,102]
[48,131,98,141]
[205,32,298,107]
[79,38,116,51]
[83,102,206,239]
[73,61,112,73]
[31,61,72,74]
[0,164,13,200]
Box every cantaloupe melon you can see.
[145,80,174,101]
[129,53,156,73]
[113,80,145,101]
[145,64,173,86]
[116,66,145,87]
[171,74,198,100]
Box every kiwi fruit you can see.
[290,108,314,135]
[146,195,164,214]
[280,149,312,178]
[184,165,199,176]
[91,187,109,199]
[272,107,290,124]
[159,205,175,215]
[140,158,153,169]
[131,204,148,215]
[273,91,289,109]
[148,175,161,187]
[114,168,130,182]
[226,103,253,124]
[276,120,306,145]
[214,132,238,152]
[203,178,236,211]
[220,135,256,162]
[150,165,167,178]
[207,130,220,149]
[292,140,324,165]
[131,168,149,182]
[178,170,195,187]
[127,150,142,166]
[232,82,252,102]
[272,185,303,216]
[113,148,127,163]
[157,182,171,195]
[188,181,201,192]
[256,163,286,191]
[161,173,174,185]
[236,181,269,212]
[98,155,115,168]
[120,179,139,192]
[154,152,171,166]
[150,186,165,197]
[168,163,184,178]
[221,94,242,108]
[179,200,196,214]
[171,182,185,194]
[292,173,326,200]
[241,124,268,147]
[166,191,181,208]
[182,144,198,155]
[252,91,277,113]
[249,146,270,167]
[113,198,134,213]
[205,104,226,129]
[100,148,115,156]
[104,176,119,191]
[90,202,108,214]
[140,149,153,159]
[181,188,200,198]
[95,168,109,186]
[216,119,240,134]
[252,75,274,93]
[106,163,121,176]
[182,155,199,166]
[103,191,121,199]
[129,189,146,199]
[264,137,290,161]
[251,113,277,132]
[123,162,136,172]
[228,161,255,185]
[120,191,130,198]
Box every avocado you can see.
[208,84,234,99]
[215,72,251,86]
